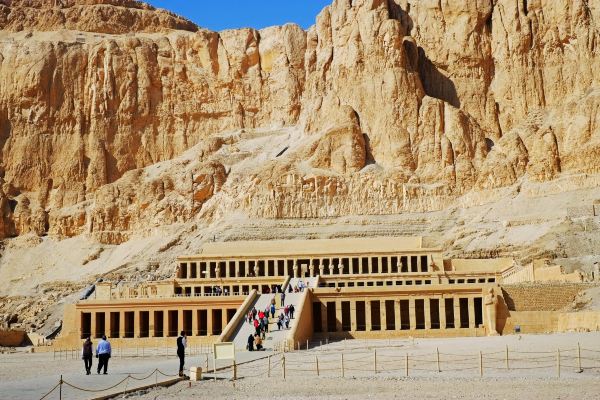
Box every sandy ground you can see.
[2,333,600,399]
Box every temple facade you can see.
[55,237,516,348]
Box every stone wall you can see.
[501,283,598,312]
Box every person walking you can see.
[289,304,295,319]
[281,292,286,307]
[96,335,111,375]
[284,314,290,329]
[270,303,276,319]
[177,331,187,377]
[81,337,93,375]
[254,334,263,351]
[247,334,255,351]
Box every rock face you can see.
[0,0,599,244]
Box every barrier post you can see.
[577,343,582,373]
[59,375,63,400]
[556,349,561,378]
[341,353,345,378]
[479,351,483,377]
[283,355,286,380]
[374,349,377,374]
[233,360,237,381]
[405,354,409,377]
[316,356,320,376]
[268,355,271,378]
[306,339,309,350]
[505,346,509,370]
[436,347,441,372]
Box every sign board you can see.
[213,342,235,360]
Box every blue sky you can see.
[146,1,333,31]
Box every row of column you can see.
[317,296,482,332]
[178,255,430,279]
[83,308,233,339]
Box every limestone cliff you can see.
[0,0,598,251]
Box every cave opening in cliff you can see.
[415,299,425,329]
[154,311,163,337]
[459,298,470,328]
[430,299,440,329]
[445,299,455,328]
[80,313,91,339]
[385,300,396,330]
[400,300,410,330]
[371,300,381,331]
[95,312,105,338]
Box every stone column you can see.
[416,256,422,273]
[293,260,299,278]
[134,311,141,338]
[192,310,198,337]
[163,311,169,337]
[409,298,416,330]
[454,297,462,329]
[119,311,126,338]
[319,259,324,276]
[105,313,112,339]
[439,297,447,329]
[365,300,372,331]
[187,263,192,279]
[207,309,214,336]
[149,311,155,337]
[309,260,315,277]
[394,300,401,331]
[335,301,343,332]
[368,257,373,274]
[468,297,476,328]
[90,312,97,338]
[320,302,328,333]
[244,261,250,278]
[328,258,334,275]
[397,257,402,273]
[177,309,184,335]
[380,299,387,330]
[351,301,358,331]
[424,298,431,329]
[222,310,229,332]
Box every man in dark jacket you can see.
[177,331,187,376]
[82,337,93,375]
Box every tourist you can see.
[247,334,255,351]
[276,315,283,330]
[254,334,263,351]
[262,315,269,333]
[81,337,93,375]
[289,304,295,319]
[270,303,276,318]
[252,306,257,320]
[281,292,286,307]
[288,285,292,293]
[284,314,290,329]
[284,305,289,317]
[253,318,260,336]
[96,335,111,375]
[177,330,187,377]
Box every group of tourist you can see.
[292,280,306,293]
[81,331,189,377]
[80,335,112,375]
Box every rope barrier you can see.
[38,382,60,400]
[62,375,131,393]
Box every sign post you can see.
[213,342,236,381]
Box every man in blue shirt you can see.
[96,335,112,375]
